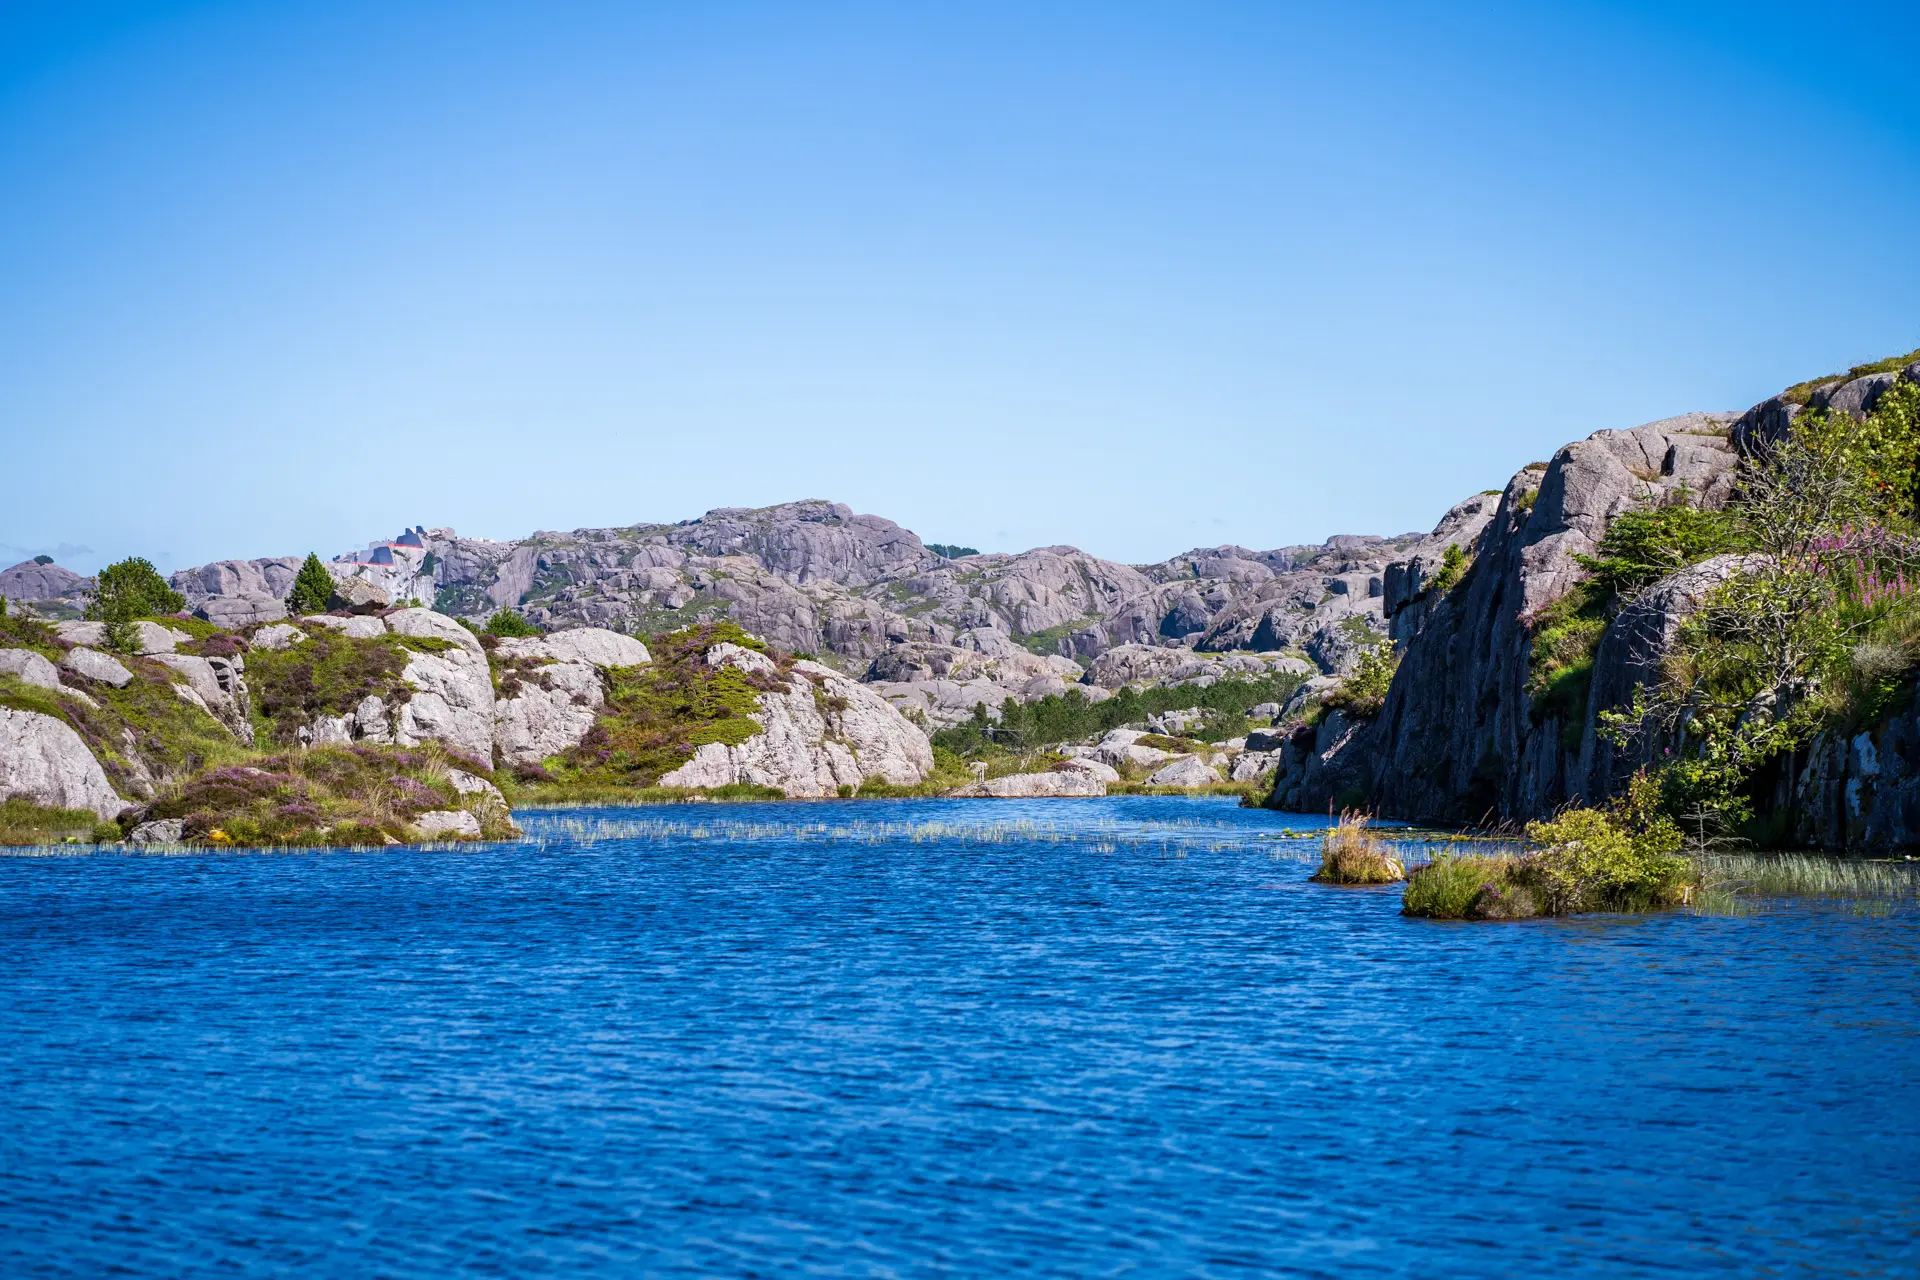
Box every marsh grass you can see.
[1696,852,1920,902]
[1312,812,1406,884]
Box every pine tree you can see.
[287,554,335,616]
[86,557,186,652]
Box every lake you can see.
[1,796,1916,1276]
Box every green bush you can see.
[287,553,335,616]
[485,609,544,638]
[1574,498,1744,598]
[1427,542,1469,595]
[1520,805,1690,914]
[1321,645,1398,719]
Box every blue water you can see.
[2,797,1917,1277]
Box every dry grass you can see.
[1312,811,1406,884]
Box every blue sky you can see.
[0,0,1916,573]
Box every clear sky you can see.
[1,0,1916,574]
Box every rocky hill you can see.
[1268,349,1920,849]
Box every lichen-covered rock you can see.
[1146,755,1220,788]
[303,614,386,639]
[492,660,604,768]
[394,649,496,762]
[413,809,482,839]
[0,648,62,691]
[949,770,1107,798]
[197,595,288,628]
[60,647,135,689]
[528,627,651,669]
[250,623,308,651]
[384,607,486,659]
[1229,751,1278,782]
[328,578,389,614]
[129,818,186,845]
[657,650,932,796]
[0,708,125,819]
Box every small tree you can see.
[287,554,335,616]
[485,609,542,638]
[86,556,186,652]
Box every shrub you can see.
[86,557,186,652]
[926,543,980,560]
[1520,805,1691,914]
[1311,812,1405,884]
[287,553,335,616]
[1427,542,1469,595]
[1321,644,1398,719]
[1574,497,1744,598]
[1402,855,1530,919]
[485,609,543,638]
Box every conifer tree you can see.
[86,557,186,651]
[287,554,335,616]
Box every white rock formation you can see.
[413,809,482,838]
[657,649,932,797]
[0,649,63,691]
[1146,755,1222,788]
[250,623,307,651]
[950,770,1107,798]
[394,649,496,763]
[0,708,125,818]
[61,648,135,689]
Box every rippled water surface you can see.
[3,797,1917,1276]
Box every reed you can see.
[1697,852,1920,901]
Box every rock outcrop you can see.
[950,770,1107,798]
[491,626,648,768]
[0,708,125,819]
[657,646,933,797]
[170,501,1427,711]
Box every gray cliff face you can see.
[1274,412,1741,824]
[1279,358,1920,848]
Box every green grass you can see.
[1697,852,1920,900]
[1781,346,1920,405]
[1402,855,1533,918]
[0,798,118,846]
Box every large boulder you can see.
[384,606,485,660]
[393,649,496,762]
[303,614,385,639]
[1146,755,1221,788]
[539,627,651,669]
[0,708,125,819]
[657,649,932,796]
[55,619,193,653]
[949,770,1106,798]
[195,595,287,628]
[493,659,605,768]
[249,623,307,651]
[0,649,62,691]
[328,578,390,614]
[60,648,134,689]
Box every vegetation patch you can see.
[0,798,119,846]
[1427,542,1470,596]
[547,621,791,788]
[932,668,1308,758]
[245,629,427,745]
[1780,346,1920,406]
[138,743,512,846]
[1311,812,1406,884]
[1321,644,1398,719]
